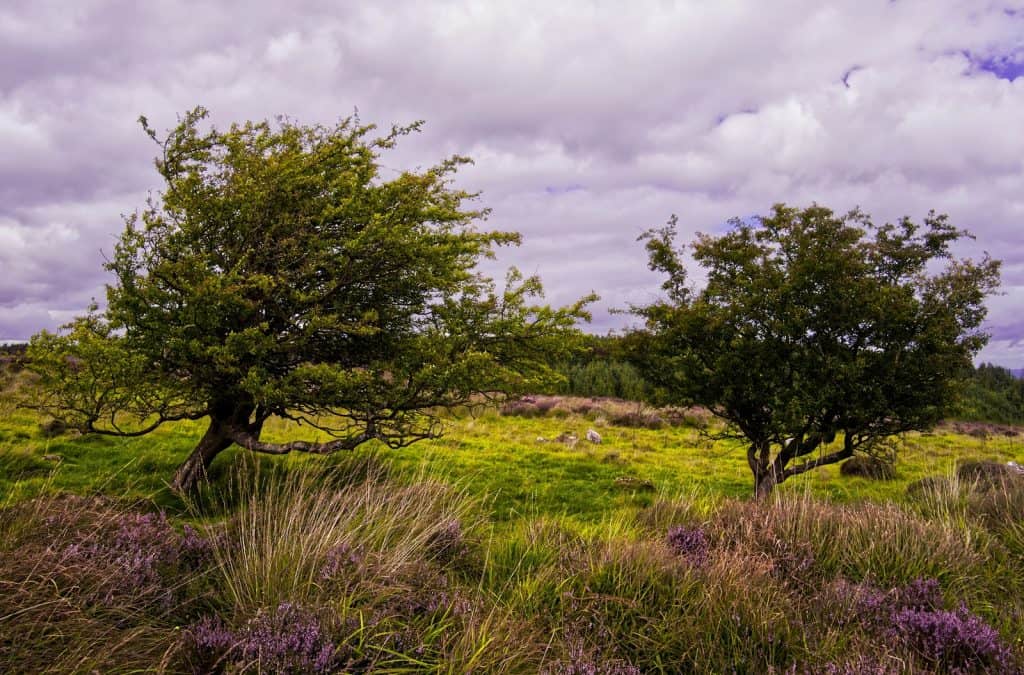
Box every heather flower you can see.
[189,602,341,674]
[56,509,213,610]
[666,525,709,566]
[891,605,1014,674]
[318,542,364,580]
[828,577,1016,673]
[812,658,902,674]
[767,538,815,585]
[832,577,943,629]
[543,638,641,675]
[893,577,942,612]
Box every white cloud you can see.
[1,0,1023,365]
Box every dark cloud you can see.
[1,1,1023,366]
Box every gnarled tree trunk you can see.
[171,416,234,493]
[754,469,779,499]
[748,440,782,500]
[171,401,259,493]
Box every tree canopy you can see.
[27,108,594,492]
[628,204,1000,497]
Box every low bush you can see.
[957,459,1023,487]
[840,455,896,480]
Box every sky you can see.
[1,0,1023,365]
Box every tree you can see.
[26,108,594,492]
[628,204,1000,498]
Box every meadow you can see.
[2,375,1024,673]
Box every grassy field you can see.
[2,395,1022,517]
[2,390,1024,673]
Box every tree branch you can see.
[83,409,208,437]
[228,428,375,455]
[781,435,854,479]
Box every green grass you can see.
[3,401,1021,521]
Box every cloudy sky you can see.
[2,1,1023,364]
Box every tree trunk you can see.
[171,416,235,493]
[754,469,778,499]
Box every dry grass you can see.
[0,495,202,673]
[3,474,1022,673]
[199,456,481,615]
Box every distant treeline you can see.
[550,335,651,401]
[0,343,27,356]
[948,362,1024,425]
[0,343,27,369]
[553,336,1024,425]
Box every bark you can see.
[171,415,235,493]
[170,401,378,492]
[754,469,778,499]
[750,440,780,499]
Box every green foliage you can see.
[547,334,652,400]
[25,107,593,490]
[555,359,649,400]
[629,204,1001,496]
[951,363,1024,425]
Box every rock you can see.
[555,431,578,448]
[586,429,602,444]
[43,454,62,462]
[614,476,656,491]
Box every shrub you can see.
[906,475,951,498]
[840,455,896,480]
[0,495,212,672]
[957,460,1024,491]
[38,418,69,438]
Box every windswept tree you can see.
[27,108,594,492]
[629,204,1000,497]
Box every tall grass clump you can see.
[0,494,213,673]
[199,456,478,613]
[713,492,990,591]
[484,512,798,672]
[907,466,1024,636]
[186,455,540,673]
